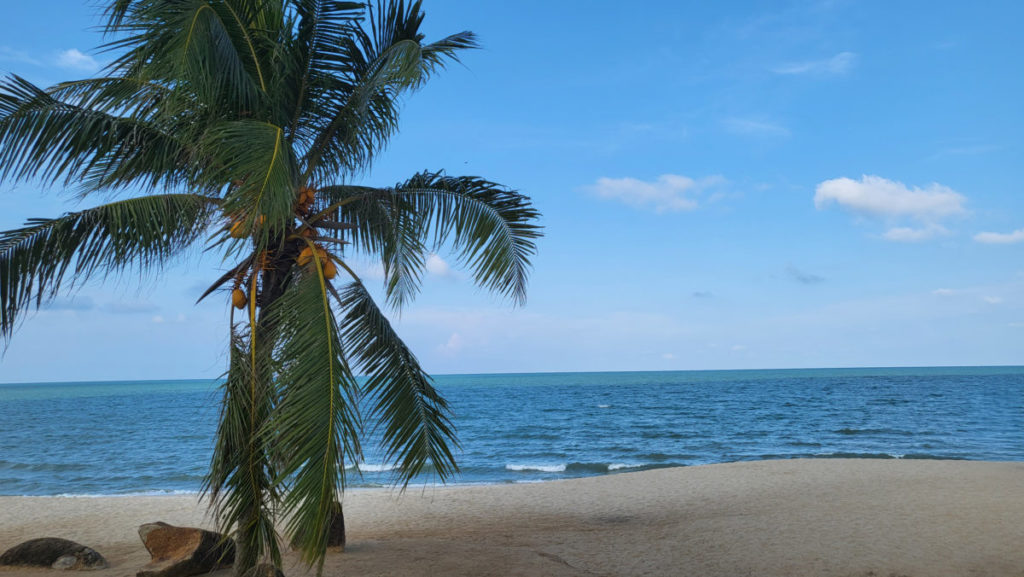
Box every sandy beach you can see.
[1,459,1022,576]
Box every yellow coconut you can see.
[297,246,314,266]
[323,260,338,279]
[231,288,247,309]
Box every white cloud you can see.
[815,175,967,241]
[932,288,957,296]
[722,117,790,137]
[425,254,453,277]
[974,229,1024,244]
[438,332,464,355]
[56,49,100,72]
[773,51,857,75]
[661,352,676,360]
[587,174,725,213]
[815,175,966,220]
[983,296,1003,305]
[882,224,949,242]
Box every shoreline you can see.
[2,458,1023,576]
[1,454,1003,499]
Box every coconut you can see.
[231,288,247,309]
[323,260,338,280]
[297,246,314,266]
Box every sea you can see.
[1,366,1022,496]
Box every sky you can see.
[1,1,1022,382]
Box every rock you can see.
[290,501,345,551]
[136,522,234,577]
[0,537,108,570]
[240,563,285,577]
[326,503,345,549]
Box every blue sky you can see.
[1,1,1022,382]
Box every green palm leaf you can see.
[205,328,281,570]
[320,172,542,307]
[0,193,218,340]
[337,279,458,486]
[262,259,361,568]
[299,1,477,181]
[0,75,193,193]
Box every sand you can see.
[1,459,1022,577]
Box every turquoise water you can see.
[1,366,1022,495]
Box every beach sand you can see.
[1,459,1022,576]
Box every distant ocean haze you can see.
[1,367,1022,496]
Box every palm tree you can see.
[0,1,541,574]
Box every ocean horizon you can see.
[2,365,1022,496]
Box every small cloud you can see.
[56,49,100,72]
[983,296,1003,305]
[773,51,857,76]
[661,352,676,360]
[786,264,825,285]
[586,174,726,213]
[815,175,966,241]
[731,344,747,351]
[692,291,713,299]
[932,288,957,296]
[438,332,463,355]
[42,296,95,311]
[974,229,1024,245]
[882,224,949,242]
[151,315,165,324]
[722,117,790,137]
[815,175,966,220]
[425,254,453,277]
[103,301,159,314]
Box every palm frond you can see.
[205,328,281,570]
[285,0,365,139]
[320,172,542,307]
[100,0,267,113]
[0,75,194,193]
[262,261,361,568]
[201,120,298,245]
[299,1,477,180]
[337,279,458,487]
[0,194,218,342]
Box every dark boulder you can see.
[136,522,234,577]
[0,537,107,570]
[291,501,345,551]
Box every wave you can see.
[505,462,666,474]
[811,452,963,460]
[506,464,565,472]
[346,463,398,473]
